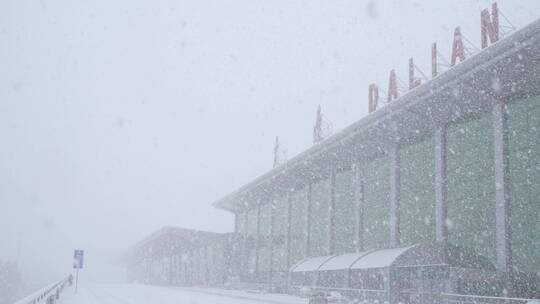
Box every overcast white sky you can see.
[1,0,539,289]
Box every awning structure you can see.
[291,255,336,272]
[319,251,372,271]
[350,245,416,270]
[289,243,496,273]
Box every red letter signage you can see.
[368,84,379,113]
[387,69,398,102]
[432,43,438,78]
[409,58,421,89]
[481,3,499,49]
[451,27,466,66]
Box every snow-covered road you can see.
[58,284,306,304]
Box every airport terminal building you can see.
[126,11,540,303]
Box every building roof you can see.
[213,18,540,213]
[123,226,223,264]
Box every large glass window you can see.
[289,187,308,265]
[334,169,357,253]
[309,177,331,256]
[272,194,289,282]
[447,114,496,263]
[246,207,259,279]
[507,95,540,274]
[257,202,272,282]
[362,156,390,250]
[399,138,436,246]
[236,211,247,235]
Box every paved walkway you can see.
[58,283,306,304]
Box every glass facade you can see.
[447,114,496,263]
[507,95,540,273]
[229,94,539,288]
[309,178,332,256]
[362,156,391,250]
[289,186,308,265]
[399,138,436,246]
[236,211,246,235]
[257,202,272,282]
[272,194,289,281]
[246,207,258,279]
[333,169,357,253]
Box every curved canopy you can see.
[350,245,416,270]
[289,243,495,273]
[319,251,372,271]
[291,255,336,272]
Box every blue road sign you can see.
[73,250,84,269]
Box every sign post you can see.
[73,250,84,293]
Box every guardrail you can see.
[289,284,387,302]
[13,275,73,304]
[441,293,537,304]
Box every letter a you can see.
[451,27,466,66]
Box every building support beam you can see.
[254,203,261,278]
[435,127,448,243]
[353,164,365,252]
[493,101,512,275]
[268,199,275,289]
[241,211,248,281]
[305,183,312,257]
[389,144,401,247]
[285,192,292,268]
[329,169,337,254]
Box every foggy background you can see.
[1,0,539,292]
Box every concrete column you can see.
[269,198,275,288]
[234,213,239,233]
[353,164,365,252]
[241,210,249,281]
[435,127,449,243]
[255,203,261,278]
[493,101,512,274]
[329,169,337,254]
[285,192,292,268]
[305,183,312,257]
[389,144,401,247]
[169,254,174,285]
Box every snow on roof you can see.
[350,245,417,270]
[318,251,373,271]
[291,255,336,272]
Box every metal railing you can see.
[289,284,388,302]
[13,275,72,304]
[441,293,536,304]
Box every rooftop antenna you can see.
[313,105,333,143]
[313,105,323,144]
[273,136,288,168]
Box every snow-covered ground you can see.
[57,283,306,304]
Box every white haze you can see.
[0,0,539,292]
